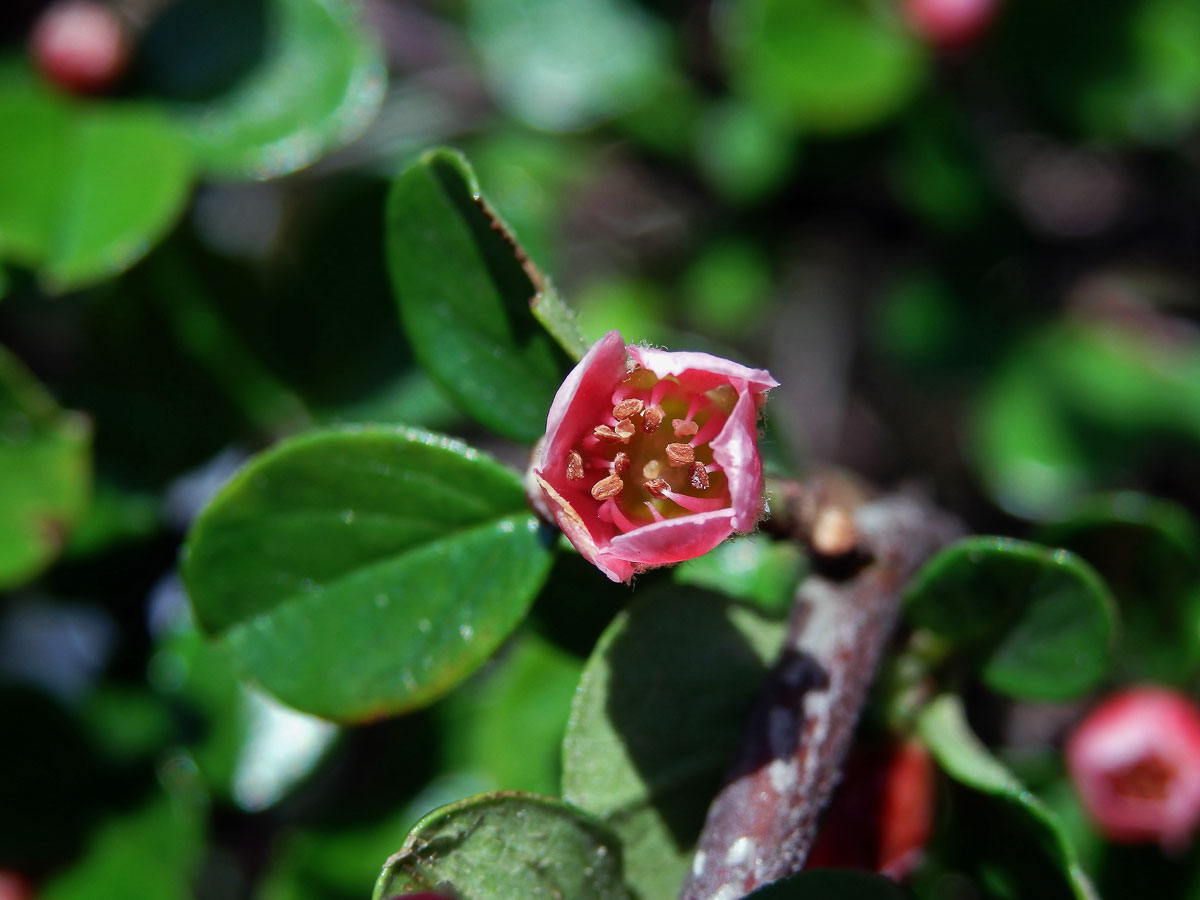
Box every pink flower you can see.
[1067,686,1200,850]
[531,331,778,583]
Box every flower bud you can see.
[31,1,129,96]
[1067,686,1200,850]
[530,331,777,582]
[901,0,999,49]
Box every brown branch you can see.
[678,483,962,900]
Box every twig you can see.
[679,483,962,900]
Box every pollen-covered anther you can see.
[615,418,637,441]
[593,424,628,443]
[689,462,710,490]
[665,442,695,466]
[591,473,624,501]
[643,459,662,480]
[642,406,664,433]
[566,451,584,480]
[613,398,644,419]
[644,478,670,498]
[672,418,699,438]
[612,452,630,475]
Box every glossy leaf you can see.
[183,426,555,721]
[1038,493,1200,685]
[373,792,633,900]
[142,0,384,178]
[0,345,90,590]
[746,870,909,899]
[386,148,578,442]
[0,87,192,291]
[904,537,1115,701]
[720,0,926,135]
[917,695,1098,900]
[562,587,786,900]
[674,532,805,618]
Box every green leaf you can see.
[673,532,806,618]
[1037,493,1200,685]
[745,870,910,899]
[917,695,1098,900]
[0,345,90,590]
[562,587,786,900]
[467,0,670,133]
[386,148,579,442]
[0,87,192,291]
[904,537,1115,701]
[721,0,926,135]
[183,426,555,721]
[142,0,384,178]
[373,792,633,900]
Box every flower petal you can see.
[627,345,778,394]
[538,330,628,471]
[534,473,633,582]
[709,387,764,531]
[608,508,736,566]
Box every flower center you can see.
[564,366,735,533]
[1106,755,1175,802]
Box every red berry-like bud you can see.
[1067,687,1200,850]
[806,738,936,879]
[900,0,999,49]
[0,871,35,900]
[31,1,129,95]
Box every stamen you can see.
[644,501,666,522]
[664,489,727,513]
[613,398,644,419]
[601,498,637,533]
[566,451,584,480]
[642,406,664,433]
[665,443,695,466]
[689,413,726,448]
[651,379,672,406]
[612,452,630,475]
[591,473,624,501]
[672,418,699,438]
[614,418,636,441]
[684,395,705,422]
[643,459,662,480]
[689,462,710,490]
[644,478,670,498]
[593,424,629,443]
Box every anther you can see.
[643,459,662,480]
[567,451,584,480]
[665,443,695,466]
[613,398,644,419]
[612,452,630,475]
[642,406,664,433]
[591,474,624,501]
[644,478,670,498]
[593,424,628,443]
[689,461,710,490]
[615,418,636,442]
[673,418,699,438]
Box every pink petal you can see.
[626,345,779,394]
[534,473,633,583]
[709,387,764,532]
[537,331,628,471]
[609,509,736,566]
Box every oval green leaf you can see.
[142,0,384,178]
[904,537,1115,701]
[562,586,786,900]
[373,792,633,900]
[386,148,580,443]
[0,87,192,291]
[917,695,1098,900]
[183,426,555,721]
[0,346,91,590]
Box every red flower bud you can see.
[1067,686,1200,850]
[31,1,129,96]
[806,738,936,879]
[901,0,999,49]
[531,331,777,582]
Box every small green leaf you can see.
[721,0,926,135]
[142,0,384,178]
[746,870,910,899]
[373,792,633,900]
[673,532,806,617]
[0,345,90,590]
[0,87,192,291]
[1037,493,1200,685]
[562,587,786,900]
[917,695,1098,900]
[183,426,554,721]
[904,537,1115,701]
[386,148,578,442]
